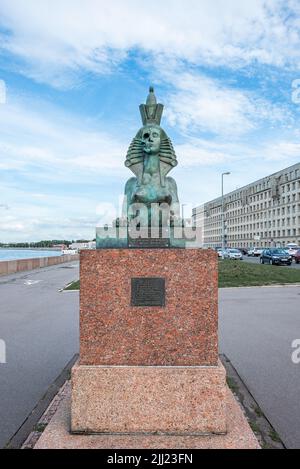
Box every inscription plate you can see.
[128,227,170,249]
[128,237,170,248]
[131,277,165,307]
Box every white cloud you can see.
[156,68,292,138]
[0,79,6,103]
[164,76,249,136]
[1,91,299,211]
[1,0,300,86]
[263,141,300,161]
[0,97,129,177]
[0,215,25,232]
[0,95,132,241]
[0,182,104,241]
[176,134,300,168]
[1,13,300,243]
[0,93,134,240]
[176,139,236,167]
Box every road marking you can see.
[24,280,42,286]
[0,339,6,364]
[61,289,79,293]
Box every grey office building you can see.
[192,162,300,249]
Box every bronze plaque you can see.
[128,237,170,248]
[131,277,165,307]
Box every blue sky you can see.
[1,0,300,241]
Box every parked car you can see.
[285,244,300,257]
[294,249,300,264]
[247,247,255,256]
[247,247,264,256]
[286,243,299,249]
[250,247,264,257]
[218,249,229,258]
[226,248,243,260]
[260,248,292,266]
[217,248,225,258]
[238,247,248,255]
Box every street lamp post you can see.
[181,203,187,221]
[221,172,231,250]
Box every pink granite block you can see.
[35,383,260,449]
[71,361,227,434]
[79,249,218,366]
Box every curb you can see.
[220,284,300,289]
[18,354,285,450]
[4,354,79,449]
[220,354,285,449]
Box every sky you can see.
[1,0,300,242]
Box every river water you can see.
[0,249,61,261]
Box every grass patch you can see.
[254,405,264,418]
[249,421,260,434]
[33,422,47,433]
[218,259,300,288]
[226,376,239,393]
[269,429,281,443]
[63,260,300,290]
[64,280,80,291]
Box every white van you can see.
[286,243,299,257]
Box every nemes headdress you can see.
[125,87,178,187]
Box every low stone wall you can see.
[0,254,79,276]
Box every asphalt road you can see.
[1,260,299,449]
[0,262,79,448]
[219,285,300,449]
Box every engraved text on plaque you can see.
[131,277,165,307]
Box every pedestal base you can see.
[34,382,260,449]
[71,361,227,435]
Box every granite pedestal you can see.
[35,382,260,449]
[71,249,227,435]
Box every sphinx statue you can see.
[97,87,186,248]
[122,87,181,227]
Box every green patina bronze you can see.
[122,87,181,226]
[96,87,186,248]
